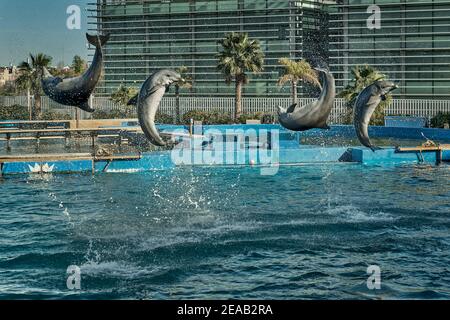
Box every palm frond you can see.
[217,32,265,84]
[338,64,391,109]
[277,58,320,88]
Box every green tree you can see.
[338,64,393,125]
[174,66,193,124]
[15,53,52,119]
[0,82,18,96]
[278,58,321,104]
[110,84,138,106]
[72,55,87,75]
[217,32,265,120]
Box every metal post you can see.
[76,108,80,128]
[64,132,71,148]
[6,133,11,151]
[91,133,97,149]
[36,133,40,151]
[436,150,443,165]
[189,118,194,136]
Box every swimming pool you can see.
[0,164,449,299]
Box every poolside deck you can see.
[396,144,450,165]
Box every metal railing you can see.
[1,95,450,124]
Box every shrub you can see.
[87,108,276,125]
[0,105,74,121]
[91,108,136,119]
[155,113,175,124]
[181,110,274,125]
[237,112,263,123]
[431,112,450,128]
[0,105,30,120]
[182,110,233,125]
[38,111,71,121]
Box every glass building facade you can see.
[88,0,332,97]
[90,0,450,99]
[329,0,450,99]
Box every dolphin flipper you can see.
[79,101,95,113]
[127,94,138,106]
[286,103,298,114]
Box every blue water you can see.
[0,164,449,300]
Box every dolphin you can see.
[136,69,182,146]
[41,33,110,112]
[127,94,139,106]
[353,80,398,151]
[278,67,335,131]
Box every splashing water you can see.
[0,165,449,299]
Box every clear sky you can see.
[0,0,90,66]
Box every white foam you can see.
[327,205,395,222]
[80,260,154,279]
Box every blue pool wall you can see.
[156,124,450,141]
[1,125,449,175]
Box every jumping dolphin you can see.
[278,67,335,131]
[353,80,398,151]
[41,33,110,112]
[136,69,182,146]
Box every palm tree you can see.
[15,53,52,119]
[338,64,392,125]
[278,58,321,104]
[174,66,193,124]
[217,32,265,120]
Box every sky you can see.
[0,0,90,66]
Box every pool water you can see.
[0,164,449,299]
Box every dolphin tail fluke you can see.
[86,33,110,48]
[127,94,139,106]
[79,101,95,113]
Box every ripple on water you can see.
[0,165,449,299]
